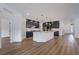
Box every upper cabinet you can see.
[43,21,59,31]
[26,19,39,28]
[52,21,59,28]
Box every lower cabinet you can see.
[26,32,33,38]
[54,31,59,36]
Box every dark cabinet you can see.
[52,21,59,28]
[43,21,59,31]
[26,19,39,28]
[26,32,33,38]
[54,31,59,36]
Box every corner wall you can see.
[10,13,25,42]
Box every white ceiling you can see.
[5,3,79,22]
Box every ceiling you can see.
[5,3,79,22]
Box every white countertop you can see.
[26,28,61,32]
[26,28,40,32]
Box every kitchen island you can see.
[33,31,54,42]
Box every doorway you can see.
[0,9,13,48]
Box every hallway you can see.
[0,34,79,55]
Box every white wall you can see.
[59,20,64,35]
[0,15,1,48]
[0,22,1,48]
[74,18,79,38]
[0,4,3,48]
[10,13,23,42]
[22,17,26,40]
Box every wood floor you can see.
[0,34,79,55]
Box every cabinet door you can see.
[52,21,59,28]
